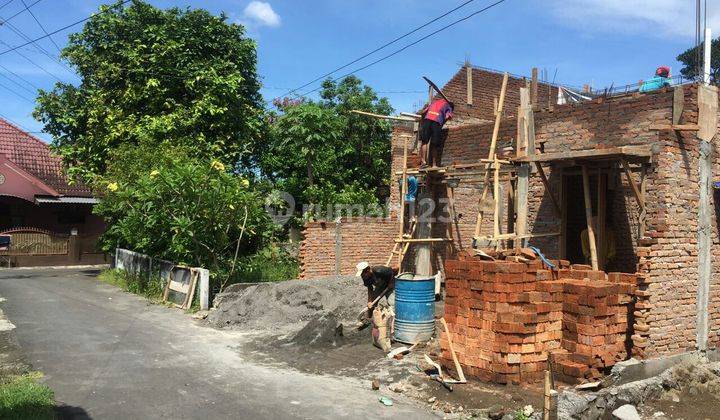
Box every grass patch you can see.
[0,372,55,420]
[232,245,299,284]
[98,269,164,301]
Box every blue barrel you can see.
[394,274,436,344]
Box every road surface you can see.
[0,268,434,419]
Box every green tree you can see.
[34,0,263,182]
[677,37,720,84]
[95,144,275,287]
[262,77,393,215]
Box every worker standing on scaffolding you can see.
[418,99,454,168]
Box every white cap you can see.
[355,261,370,277]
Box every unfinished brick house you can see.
[299,64,720,383]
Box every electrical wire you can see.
[20,0,62,53]
[0,64,36,94]
[280,0,480,99]
[1,0,42,24]
[298,0,508,97]
[1,18,74,74]
[0,78,34,103]
[0,0,132,56]
[0,0,13,12]
[0,39,62,82]
[0,61,39,90]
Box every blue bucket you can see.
[394,273,436,344]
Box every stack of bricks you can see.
[548,272,636,383]
[442,259,638,385]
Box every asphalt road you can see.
[0,268,435,420]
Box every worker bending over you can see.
[418,98,454,168]
[356,262,396,351]
[640,66,672,92]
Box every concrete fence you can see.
[113,248,209,310]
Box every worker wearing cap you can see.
[640,66,672,92]
[418,99,454,168]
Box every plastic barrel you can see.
[393,273,436,344]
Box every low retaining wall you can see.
[114,248,210,310]
[441,258,637,384]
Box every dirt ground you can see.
[210,276,544,418]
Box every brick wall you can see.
[299,218,396,278]
[440,66,559,125]
[391,84,720,359]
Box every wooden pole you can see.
[440,318,467,383]
[350,109,416,122]
[399,135,408,239]
[474,73,509,238]
[493,158,501,240]
[543,370,552,420]
[581,166,599,270]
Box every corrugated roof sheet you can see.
[0,119,93,197]
[35,197,99,204]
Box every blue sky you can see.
[0,0,717,142]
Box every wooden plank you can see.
[350,109,416,122]
[531,67,538,106]
[440,318,467,383]
[673,85,684,125]
[698,85,719,142]
[648,124,700,131]
[474,231,561,242]
[534,162,562,217]
[466,65,473,105]
[639,166,647,238]
[395,238,451,243]
[423,76,451,103]
[514,145,653,163]
[621,159,645,209]
[581,166,599,271]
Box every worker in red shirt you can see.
[418,98,454,168]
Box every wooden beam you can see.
[531,67,539,106]
[534,162,562,217]
[698,85,719,142]
[514,145,653,163]
[350,109,416,122]
[399,135,408,239]
[466,65,473,105]
[581,166,599,270]
[648,124,700,131]
[395,238,451,243]
[474,231,561,242]
[620,159,645,209]
[673,86,684,125]
[493,159,501,241]
[597,169,607,270]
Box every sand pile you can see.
[207,275,367,332]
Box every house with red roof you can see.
[0,118,107,267]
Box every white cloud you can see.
[243,1,281,28]
[548,0,720,39]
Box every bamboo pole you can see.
[399,135,408,239]
[543,370,552,420]
[493,158,501,240]
[474,73,509,238]
[350,109,416,122]
[581,166,599,270]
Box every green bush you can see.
[0,373,55,420]
[233,245,299,285]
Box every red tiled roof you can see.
[0,118,93,197]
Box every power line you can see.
[0,77,34,103]
[1,0,42,24]
[0,18,74,74]
[0,0,132,57]
[0,0,13,11]
[0,64,36,94]
[280,0,479,99]
[298,0,508,97]
[0,39,62,82]
[0,62,39,90]
[20,0,62,54]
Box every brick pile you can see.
[442,259,637,384]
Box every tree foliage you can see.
[262,76,393,212]
[34,0,263,182]
[677,37,720,84]
[95,144,275,281]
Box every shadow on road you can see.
[56,403,92,419]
